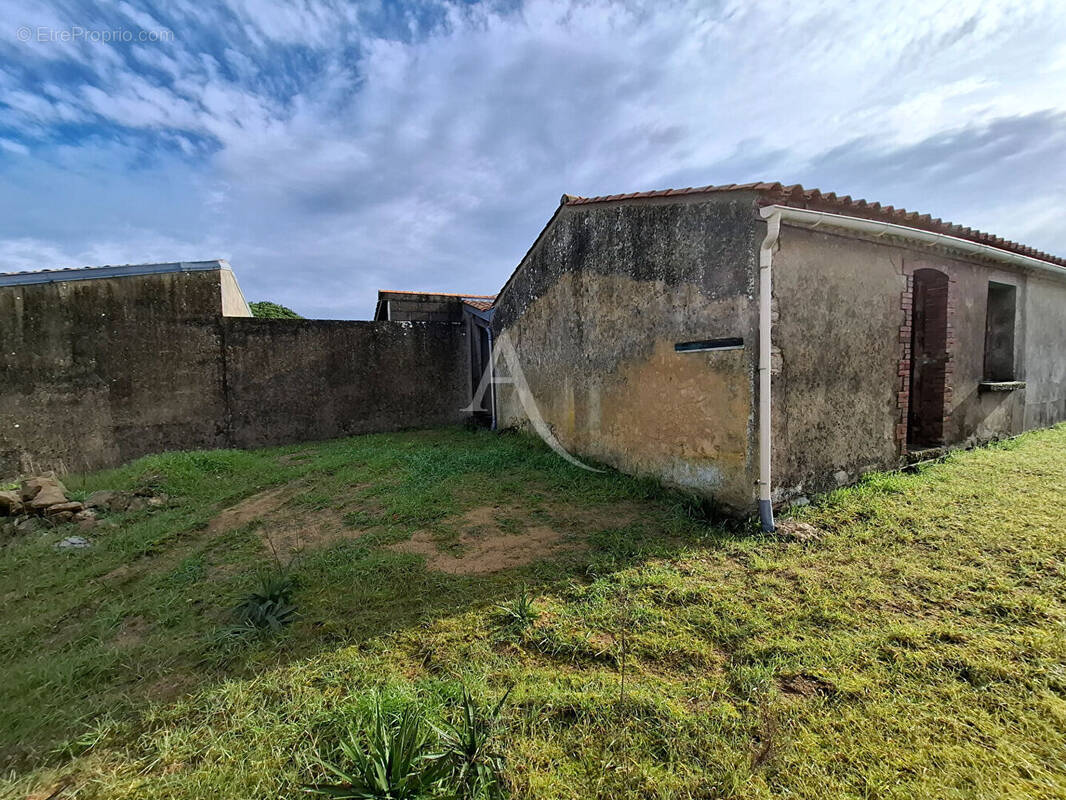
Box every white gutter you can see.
[759,204,1066,280]
[754,203,1066,532]
[758,210,781,532]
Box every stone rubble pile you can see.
[0,472,169,545]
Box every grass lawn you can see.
[1,425,1064,799]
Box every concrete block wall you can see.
[385,298,465,323]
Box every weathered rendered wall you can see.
[0,270,229,476]
[772,223,1066,501]
[769,225,905,501]
[493,195,760,510]
[223,319,470,449]
[495,196,1065,513]
[1022,273,1066,429]
[0,272,470,477]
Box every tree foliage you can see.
[250,301,303,319]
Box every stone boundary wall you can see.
[0,283,470,478]
[222,319,470,450]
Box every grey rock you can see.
[125,496,150,512]
[45,501,84,516]
[15,516,43,534]
[833,470,850,487]
[56,535,91,549]
[85,490,119,510]
[0,490,23,516]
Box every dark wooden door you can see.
[908,269,949,448]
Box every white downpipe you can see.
[759,204,1066,280]
[758,210,781,532]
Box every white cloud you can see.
[0,138,29,155]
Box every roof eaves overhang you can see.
[760,205,1066,281]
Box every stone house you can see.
[490,182,1066,525]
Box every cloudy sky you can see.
[1,0,1064,319]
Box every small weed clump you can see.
[433,687,513,800]
[231,571,298,635]
[495,587,539,632]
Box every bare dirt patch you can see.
[260,508,360,554]
[206,483,373,556]
[112,615,151,649]
[145,671,197,702]
[101,564,133,583]
[779,673,834,697]
[208,486,298,533]
[390,505,580,574]
[549,501,644,531]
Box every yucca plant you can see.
[433,686,512,800]
[231,571,297,634]
[495,587,538,631]
[306,702,449,799]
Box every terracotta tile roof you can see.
[562,182,1066,269]
[462,298,494,311]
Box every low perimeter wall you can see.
[0,307,470,477]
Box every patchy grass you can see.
[1,425,1065,799]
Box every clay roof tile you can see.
[555,181,1065,268]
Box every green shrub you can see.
[250,301,303,319]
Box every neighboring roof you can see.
[373,289,496,321]
[0,259,233,287]
[377,289,496,302]
[562,182,1066,269]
